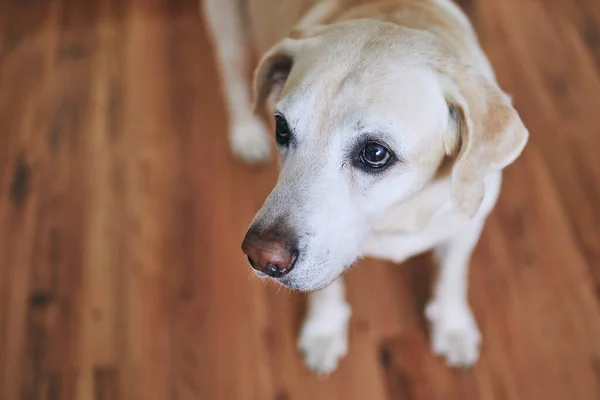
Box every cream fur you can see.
[203,0,528,374]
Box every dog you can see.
[203,0,529,374]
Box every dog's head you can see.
[242,20,528,291]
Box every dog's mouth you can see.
[255,262,357,292]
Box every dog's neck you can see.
[370,173,454,236]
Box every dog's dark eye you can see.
[360,142,392,169]
[275,114,291,146]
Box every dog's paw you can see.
[426,300,481,368]
[229,117,271,164]
[298,303,351,375]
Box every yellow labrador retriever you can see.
[203,0,528,374]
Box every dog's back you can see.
[243,0,494,81]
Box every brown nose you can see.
[241,229,299,278]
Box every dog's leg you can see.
[426,219,485,368]
[202,0,271,163]
[298,278,351,375]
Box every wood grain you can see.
[1,0,599,399]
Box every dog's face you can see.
[242,21,528,291]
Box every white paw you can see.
[229,117,271,164]
[298,303,351,375]
[426,300,481,368]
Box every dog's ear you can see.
[252,38,300,114]
[252,25,328,114]
[441,70,529,217]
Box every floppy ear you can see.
[252,38,300,114]
[252,25,327,113]
[442,70,529,217]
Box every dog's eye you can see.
[360,142,392,169]
[275,114,291,146]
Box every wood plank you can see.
[0,1,65,399]
[0,0,599,399]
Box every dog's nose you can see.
[241,229,299,278]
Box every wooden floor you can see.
[1,0,600,399]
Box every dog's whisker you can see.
[235,254,248,266]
